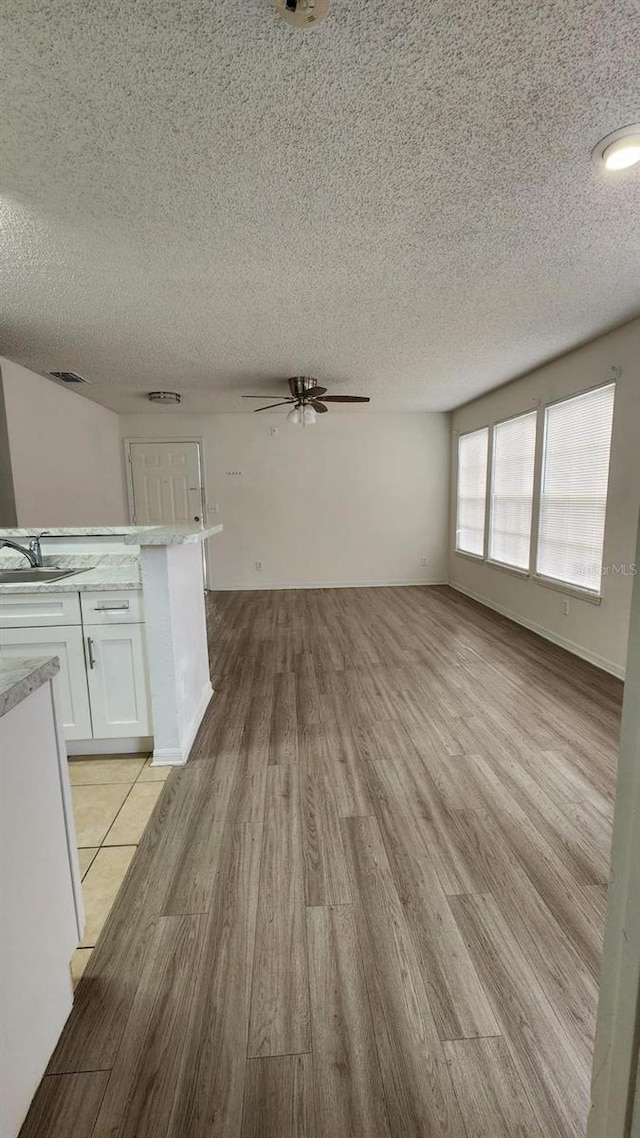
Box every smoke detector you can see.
[276,0,329,29]
[148,391,181,404]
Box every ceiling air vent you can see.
[49,370,90,384]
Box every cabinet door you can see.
[84,623,151,738]
[0,626,92,739]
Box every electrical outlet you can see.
[562,598,570,616]
[420,557,429,567]
[255,560,263,571]
[208,503,219,516]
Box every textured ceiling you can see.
[1,0,639,414]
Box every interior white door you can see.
[84,623,151,738]
[0,626,92,739]
[127,441,204,525]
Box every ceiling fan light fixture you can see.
[287,406,302,424]
[302,405,317,425]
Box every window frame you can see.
[454,426,490,560]
[486,408,538,575]
[453,378,617,601]
[532,379,616,600]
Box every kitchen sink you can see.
[0,568,82,584]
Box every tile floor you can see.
[68,754,169,986]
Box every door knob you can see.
[194,516,201,521]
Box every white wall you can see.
[119,413,450,589]
[450,319,640,677]
[1,358,127,526]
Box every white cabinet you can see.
[1,674,82,1135]
[0,588,151,745]
[0,626,92,739]
[84,622,151,737]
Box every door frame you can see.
[123,437,210,586]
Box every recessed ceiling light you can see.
[592,124,640,171]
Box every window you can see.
[537,383,615,593]
[489,411,537,570]
[456,427,488,556]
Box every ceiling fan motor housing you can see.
[288,375,319,399]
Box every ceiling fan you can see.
[242,376,370,424]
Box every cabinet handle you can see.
[93,603,130,611]
[87,636,96,669]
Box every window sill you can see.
[454,551,529,581]
[485,559,530,580]
[453,551,603,603]
[533,574,602,605]
[454,549,484,563]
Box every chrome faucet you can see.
[0,537,44,568]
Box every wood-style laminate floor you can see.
[20,586,621,1138]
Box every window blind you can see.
[456,427,488,556]
[489,411,537,570]
[537,383,615,592]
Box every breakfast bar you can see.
[0,524,222,764]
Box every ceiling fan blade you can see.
[253,401,295,412]
[242,394,293,399]
[306,385,327,398]
[319,395,370,403]
[311,399,328,413]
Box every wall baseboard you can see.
[150,745,189,766]
[208,578,448,592]
[449,581,625,680]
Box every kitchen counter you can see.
[0,523,222,765]
[0,655,60,717]
[0,523,223,545]
[125,523,223,545]
[0,562,142,594]
[0,522,223,592]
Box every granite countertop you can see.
[0,563,142,594]
[0,524,223,546]
[125,523,223,546]
[0,656,60,718]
